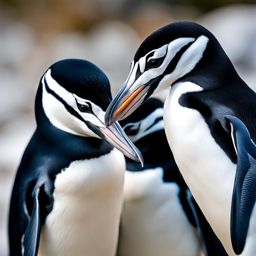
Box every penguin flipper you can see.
[231,164,256,254]
[225,115,256,254]
[23,185,45,256]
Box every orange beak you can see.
[112,85,145,121]
[105,83,148,126]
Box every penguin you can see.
[117,97,200,256]
[8,59,142,256]
[105,21,256,255]
[118,97,227,256]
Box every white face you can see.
[42,69,106,138]
[123,108,164,143]
[126,35,209,95]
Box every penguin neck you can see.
[126,130,174,173]
[175,40,245,91]
[136,131,171,166]
[139,131,187,185]
[34,85,113,160]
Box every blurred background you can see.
[1,0,256,254]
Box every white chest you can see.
[38,149,125,256]
[164,82,237,255]
[117,168,200,256]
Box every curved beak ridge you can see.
[105,83,148,126]
[99,122,144,166]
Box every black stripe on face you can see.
[43,77,86,125]
[145,116,162,132]
[135,65,142,79]
[145,51,154,62]
[123,123,141,136]
[164,41,194,75]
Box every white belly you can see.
[38,149,125,256]
[117,168,200,256]
[164,81,241,255]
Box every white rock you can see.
[0,115,34,256]
[30,22,139,95]
[0,22,35,68]
[199,5,256,89]
[86,21,140,94]
[0,115,35,172]
[0,172,12,256]
[200,5,256,63]
[0,69,31,123]
[47,33,90,62]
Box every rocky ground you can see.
[1,3,256,255]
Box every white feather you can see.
[164,80,256,255]
[117,168,200,256]
[38,149,125,256]
[164,81,238,255]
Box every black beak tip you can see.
[135,151,144,167]
[139,157,144,167]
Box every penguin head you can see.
[120,98,164,143]
[36,59,143,163]
[105,21,229,125]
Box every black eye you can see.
[124,123,140,136]
[77,102,92,113]
[147,58,163,69]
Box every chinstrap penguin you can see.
[105,21,256,255]
[9,59,142,256]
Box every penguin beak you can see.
[99,121,144,165]
[105,83,150,126]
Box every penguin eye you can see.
[77,102,92,113]
[124,123,141,136]
[146,57,163,69]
